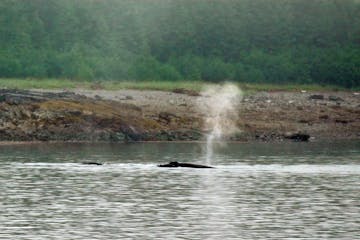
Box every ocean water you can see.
[0,141,359,239]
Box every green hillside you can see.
[0,0,359,88]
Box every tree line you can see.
[0,0,359,88]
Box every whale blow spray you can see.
[198,83,242,165]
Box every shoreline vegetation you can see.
[0,78,356,93]
[0,1,359,89]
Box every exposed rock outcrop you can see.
[1,89,359,142]
[0,89,202,142]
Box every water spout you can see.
[198,83,242,165]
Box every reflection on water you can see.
[0,141,359,239]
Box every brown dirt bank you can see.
[0,89,359,142]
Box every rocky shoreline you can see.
[0,89,359,142]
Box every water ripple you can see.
[0,142,359,239]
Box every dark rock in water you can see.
[158,161,214,168]
[81,162,103,165]
[284,132,310,142]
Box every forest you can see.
[0,0,359,88]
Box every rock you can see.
[172,88,200,96]
[125,95,133,100]
[110,132,126,142]
[309,94,324,100]
[0,89,88,104]
[67,110,82,116]
[120,125,143,141]
[255,132,281,141]
[284,132,310,141]
[19,122,36,135]
[328,95,344,102]
[319,115,329,120]
[171,130,202,141]
[94,95,102,100]
[118,95,133,100]
[1,88,358,143]
[155,131,172,141]
[335,119,349,124]
[298,119,311,124]
[22,108,32,119]
[3,94,31,105]
[159,112,177,123]
[4,122,17,130]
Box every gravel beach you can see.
[0,88,359,142]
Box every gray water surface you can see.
[0,141,359,239]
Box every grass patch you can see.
[0,78,352,93]
[0,78,78,89]
[101,80,206,92]
[0,78,208,92]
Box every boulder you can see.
[158,112,177,123]
[328,95,344,102]
[284,132,310,141]
[309,94,324,100]
[172,88,200,96]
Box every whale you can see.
[81,162,103,165]
[81,161,213,168]
[158,161,213,168]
